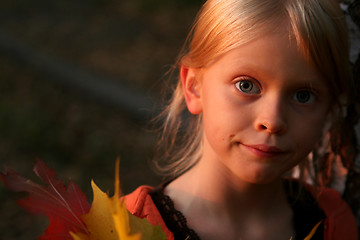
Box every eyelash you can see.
[234,77,261,95]
[292,89,317,104]
[234,77,318,104]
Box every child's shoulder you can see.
[125,185,155,217]
[304,183,358,239]
[124,185,174,239]
[305,183,353,217]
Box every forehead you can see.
[204,29,323,86]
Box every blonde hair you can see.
[154,0,356,185]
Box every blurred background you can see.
[1,0,360,239]
[0,0,203,238]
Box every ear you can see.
[180,65,203,114]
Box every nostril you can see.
[255,119,286,134]
[260,124,267,130]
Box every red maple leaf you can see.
[0,159,91,240]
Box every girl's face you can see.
[183,29,331,184]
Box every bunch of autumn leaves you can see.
[0,159,166,240]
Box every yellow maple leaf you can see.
[71,159,166,240]
[304,221,322,240]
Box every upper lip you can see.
[243,144,285,153]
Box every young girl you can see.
[126,0,359,239]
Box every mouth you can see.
[241,144,286,158]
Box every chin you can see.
[235,170,282,185]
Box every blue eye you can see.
[293,90,315,104]
[235,80,260,94]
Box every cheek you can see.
[202,113,239,153]
[202,116,230,145]
[299,130,322,157]
[294,113,328,154]
[202,105,251,143]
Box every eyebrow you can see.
[231,58,323,83]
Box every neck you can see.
[166,158,287,218]
[165,156,293,239]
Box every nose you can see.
[254,97,287,135]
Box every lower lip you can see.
[241,144,285,158]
